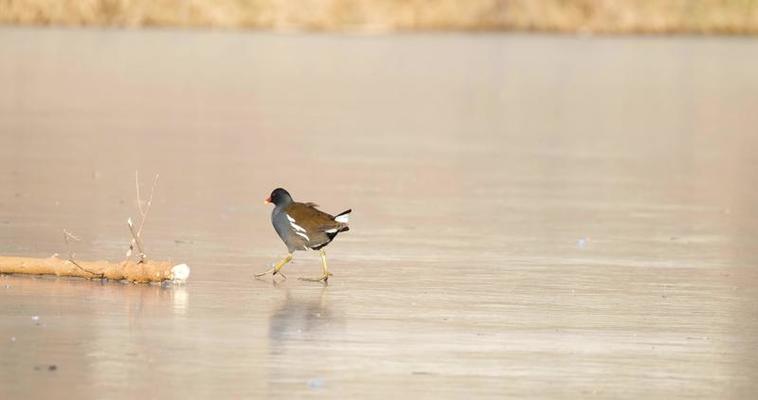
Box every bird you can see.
[256,188,351,282]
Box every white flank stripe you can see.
[291,222,307,233]
[294,231,310,241]
[286,214,308,233]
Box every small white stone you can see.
[31,316,39,321]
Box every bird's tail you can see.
[334,209,351,226]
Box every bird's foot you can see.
[254,267,274,278]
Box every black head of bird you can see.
[264,188,293,207]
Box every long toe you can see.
[299,275,329,282]
[254,267,275,278]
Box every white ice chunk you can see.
[170,263,191,282]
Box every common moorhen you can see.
[255,188,351,282]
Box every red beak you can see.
[264,196,272,205]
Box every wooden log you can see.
[0,256,190,284]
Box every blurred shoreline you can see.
[2,0,758,35]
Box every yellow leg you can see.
[299,249,331,282]
[255,253,293,279]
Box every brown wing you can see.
[282,202,348,250]
[284,203,344,247]
[284,202,341,234]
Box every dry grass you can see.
[1,0,758,34]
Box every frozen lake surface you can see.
[1,28,758,398]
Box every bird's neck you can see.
[273,200,292,213]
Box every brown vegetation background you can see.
[2,0,758,34]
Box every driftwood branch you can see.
[0,256,189,284]
[1,173,191,284]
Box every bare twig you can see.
[62,229,80,265]
[128,172,159,263]
[135,171,145,217]
[137,173,159,237]
[127,218,146,263]
[62,229,103,278]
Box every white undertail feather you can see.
[335,212,350,224]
